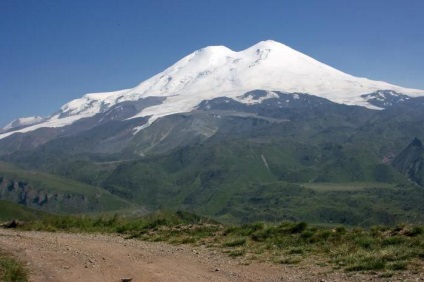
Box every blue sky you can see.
[1,0,423,127]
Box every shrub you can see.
[405,226,423,237]
[300,230,315,240]
[250,228,274,242]
[370,225,388,237]
[290,222,308,234]
[355,237,375,249]
[335,226,346,235]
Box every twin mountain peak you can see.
[2,40,424,138]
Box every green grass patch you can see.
[279,256,303,264]
[300,182,395,192]
[345,259,386,271]
[228,250,245,257]
[0,251,28,282]
[223,238,246,247]
[0,200,49,221]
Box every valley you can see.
[1,40,424,230]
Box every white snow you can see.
[59,89,130,117]
[2,39,424,139]
[235,91,280,104]
[2,116,46,131]
[0,114,86,139]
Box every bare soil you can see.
[0,229,423,281]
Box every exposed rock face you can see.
[0,177,91,213]
[392,138,424,186]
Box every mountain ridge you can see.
[2,40,424,139]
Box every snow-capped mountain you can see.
[1,116,46,133]
[2,40,424,140]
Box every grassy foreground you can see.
[20,211,424,275]
[0,250,28,282]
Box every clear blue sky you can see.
[1,0,423,127]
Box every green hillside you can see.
[0,161,137,214]
[97,141,421,226]
[2,136,418,226]
[0,200,49,221]
[2,96,424,226]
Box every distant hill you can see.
[0,161,139,214]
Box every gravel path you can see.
[0,229,422,281]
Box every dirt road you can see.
[0,229,422,281]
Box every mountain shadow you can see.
[392,138,424,186]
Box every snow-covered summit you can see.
[2,40,424,139]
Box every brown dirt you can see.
[0,229,423,282]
